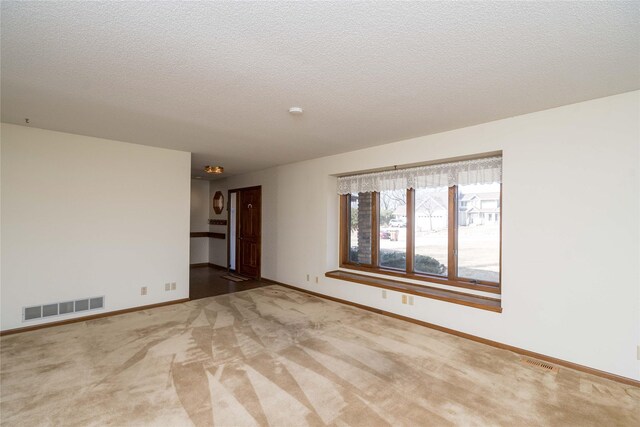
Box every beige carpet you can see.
[1,285,638,426]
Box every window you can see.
[379,189,407,270]
[414,187,449,276]
[348,192,373,265]
[338,155,502,292]
[457,183,501,283]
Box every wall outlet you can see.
[382,290,387,299]
[165,283,171,291]
[402,294,407,304]
[306,274,309,282]
[637,345,640,361]
[315,276,318,284]
[408,295,414,306]
[141,286,147,296]
[171,282,176,290]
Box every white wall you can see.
[190,179,210,264]
[1,124,191,331]
[222,91,640,380]
[208,180,229,268]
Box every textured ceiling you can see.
[2,2,639,178]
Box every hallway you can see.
[189,265,266,300]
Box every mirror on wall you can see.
[213,191,224,214]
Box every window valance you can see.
[336,156,502,195]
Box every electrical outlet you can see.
[408,295,414,306]
[171,282,176,290]
[165,283,170,291]
[637,345,640,361]
[141,286,147,296]
[402,294,407,304]
[315,276,318,284]
[306,274,309,282]
[382,290,387,299]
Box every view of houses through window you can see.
[346,182,501,285]
[379,190,407,270]
[457,183,501,282]
[413,187,449,275]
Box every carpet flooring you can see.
[1,285,638,426]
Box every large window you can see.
[457,183,501,283]
[349,192,373,264]
[379,190,407,270]
[338,156,502,291]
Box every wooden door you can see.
[236,187,261,278]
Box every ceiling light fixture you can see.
[288,107,303,115]
[204,165,224,174]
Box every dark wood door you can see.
[237,187,261,278]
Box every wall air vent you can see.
[22,296,105,322]
[24,306,42,320]
[75,299,89,312]
[59,301,74,315]
[520,357,559,374]
[42,304,58,317]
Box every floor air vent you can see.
[23,296,105,322]
[521,357,558,374]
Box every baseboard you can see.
[260,278,640,388]
[190,263,227,270]
[208,263,227,270]
[0,298,190,337]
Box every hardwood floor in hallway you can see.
[189,265,266,300]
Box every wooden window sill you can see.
[325,270,502,313]
[339,263,501,294]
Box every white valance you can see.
[337,156,502,195]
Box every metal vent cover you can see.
[24,306,42,320]
[42,304,58,317]
[59,301,74,315]
[521,357,559,374]
[23,296,105,322]
[90,297,103,310]
[75,299,89,312]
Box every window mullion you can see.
[448,186,458,281]
[371,192,379,267]
[499,183,503,287]
[406,188,415,274]
[340,195,349,265]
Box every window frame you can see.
[339,184,502,294]
[342,192,379,268]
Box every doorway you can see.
[228,186,261,279]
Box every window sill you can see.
[325,270,502,313]
[339,263,501,294]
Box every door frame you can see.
[227,185,262,279]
